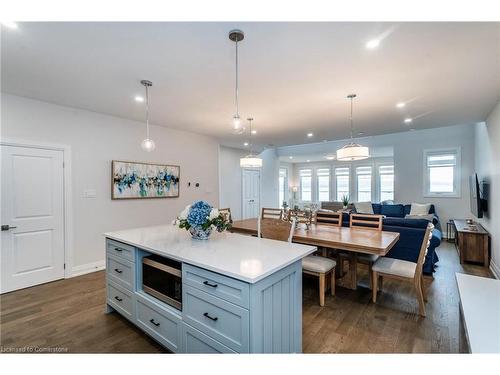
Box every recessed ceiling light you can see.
[306,160,310,162]
[251,130,257,135]
[358,132,365,136]
[409,128,415,131]
[396,102,405,108]
[404,118,413,123]
[307,133,313,138]
[325,155,335,160]
[243,142,249,146]
[365,39,380,49]
[135,96,144,102]
[289,156,293,159]
[1,21,18,29]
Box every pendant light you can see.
[240,117,263,168]
[140,79,155,152]
[336,94,370,161]
[229,29,245,134]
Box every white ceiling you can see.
[2,22,499,149]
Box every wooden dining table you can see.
[230,218,400,290]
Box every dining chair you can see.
[261,207,284,220]
[258,217,336,307]
[218,207,232,223]
[349,213,384,289]
[315,211,342,226]
[371,223,434,317]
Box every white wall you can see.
[1,94,219,275]
[218,146,246,220]
[474,101,500,278]
[280,124,476,229]
[259,148,280,208]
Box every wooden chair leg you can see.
[372,271,378,303]
[319,273,326,307]
[414,277,426,317]
[378,275,383,291]
[420,275,428,302]
[330,269,336,296]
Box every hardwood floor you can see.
[0,241,493,353]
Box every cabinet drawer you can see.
[106,239,135,262]
[106,254,135,291]
[183,263,249,308]
[136,293,183,353]
[182,323,235,353]
[182,285,249,353]
[107,281,134,321]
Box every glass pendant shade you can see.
[141,138,156,152]
[240,155,263,168]
[336,142,370,161]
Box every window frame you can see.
[423,147,461,198]
[278,167,288,207]
[355,165,373,202]
[316,167,331,202]
[299,168,313,202]
[377,164,394,202]
[334,166,351,202]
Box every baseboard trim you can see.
[70,260,105,278]
[490,260,500,280]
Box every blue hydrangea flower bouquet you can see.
[173,200,231,240]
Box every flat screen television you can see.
[469,173,486,218]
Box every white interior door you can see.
[1,145,65,293]
[242,168,260,219]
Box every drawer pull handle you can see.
[114,296,123,302]
[149,319,160,327]
[203,312,218,322]
[114,247,123,252]
[114,268,123,274]
[203,281,218,288]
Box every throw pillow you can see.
[354,201,374,214]
[410,203,431,216]
[381,204,405,218]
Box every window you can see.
[278,168,287,207]
[379,165,394,202]
[335,167,350,202]
[299,169,312,201]
[424,149,460,197]
[316,168,330,202]
[356,166,372,202]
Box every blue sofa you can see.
[332,203,441,275]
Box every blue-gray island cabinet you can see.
[104,225,316,353]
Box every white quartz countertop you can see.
[105,225,316,284]
[456,273,500,353]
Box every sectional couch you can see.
[320,202,442,275]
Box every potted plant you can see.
[173,200,231,240]
[341,194,350,210]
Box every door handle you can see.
[1,225,17,231]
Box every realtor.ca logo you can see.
[1,345,69,353]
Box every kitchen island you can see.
[104,225,316,353]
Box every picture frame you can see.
[111,160,180,199]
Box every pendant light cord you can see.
[145,84,150,139]
[235,40,239,116]
[248,118,253,155]
[349,95,354,140]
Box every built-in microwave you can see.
[142,254,182,310]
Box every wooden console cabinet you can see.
[453,220,490,267]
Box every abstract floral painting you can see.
[112,160,180,199]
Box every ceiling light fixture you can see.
[325,155,335,160]
[396,102,405,108]
[135,96,144,102]
[307,133,313,138]
[251,129,257,134]
[336,94,370,161]
[365,39,380,49]
[139,80,155,152]
[1,21,18,29]
[243,142,249,146]
[229,29,245,134]
[240,118,262,168]
[289,156,293,159]
[404,118,413,123]
[306,160,311,163]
